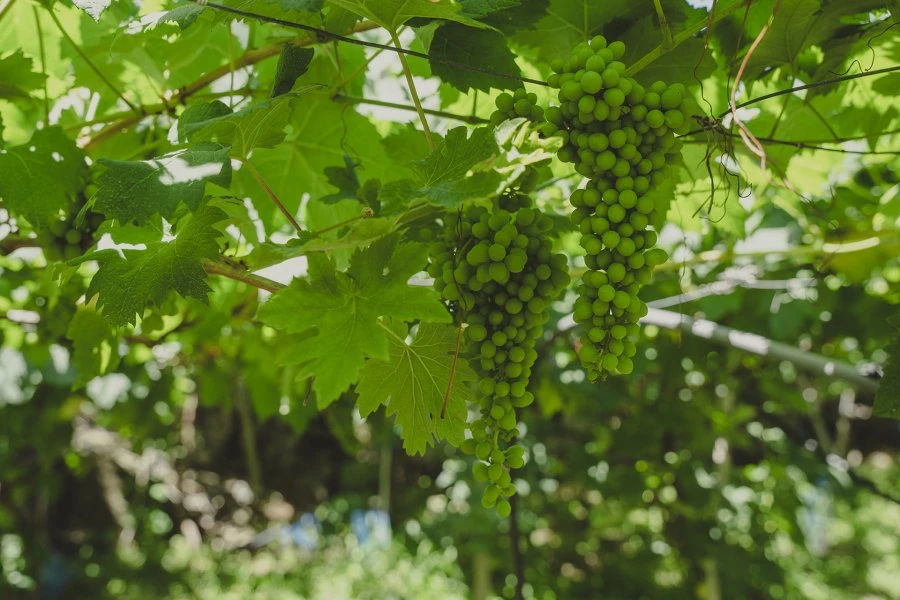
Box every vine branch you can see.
[200,258,286,293]
[334,94,489,124]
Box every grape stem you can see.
[238,158,303,234]
[390,30,435,151]
[652,0,674,49]
[334,94,489,125]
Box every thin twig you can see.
[239,158,303,234]
[652,0,674,49]
[46,7,140,115]
[313,214,366,236]
[726,65,900,115]
[680,134,900,156]
[200,258,286,293]
[334,94,488,124]
[729,0,782,170]
[390,30,434,150]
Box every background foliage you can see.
[0,0,899,598]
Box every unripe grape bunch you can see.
[539,35,694,380]
[428,192,569,516]
[41,202,104,262]
[490,87,544,126]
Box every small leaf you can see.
[93,143,232,223]
[272,45,315,97]
[357,321,474,455]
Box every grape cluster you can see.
[42,204,103,262]
[490,88,544,126]
[540,36,692,379]
[428,192,569,515]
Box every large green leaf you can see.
[256,236,451,407]
[357,321,473,455]
[83,204,227,326]
[94,143,232,223]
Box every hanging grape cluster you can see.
[490,88,544,126]
[41,200,104,262]
[539,36,693,380]
[427,192,569,515]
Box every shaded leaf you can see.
[429,23,521,92]
[0,127,86,229]
[94,143,232,223]
[0,50,47,102]
[66,307,120,387]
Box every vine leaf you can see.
[0,50,47,102]
[81,204,227,327]
[93,143,232,224]
[380,126,502,209]
[873,316,900,420]
[0,127,87,229]
[324,0,489,32]
[257,236,451,408]
[66,307,120,387]
[357,321,473,455]
[182,91,315,157]
[429,23,521,92]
